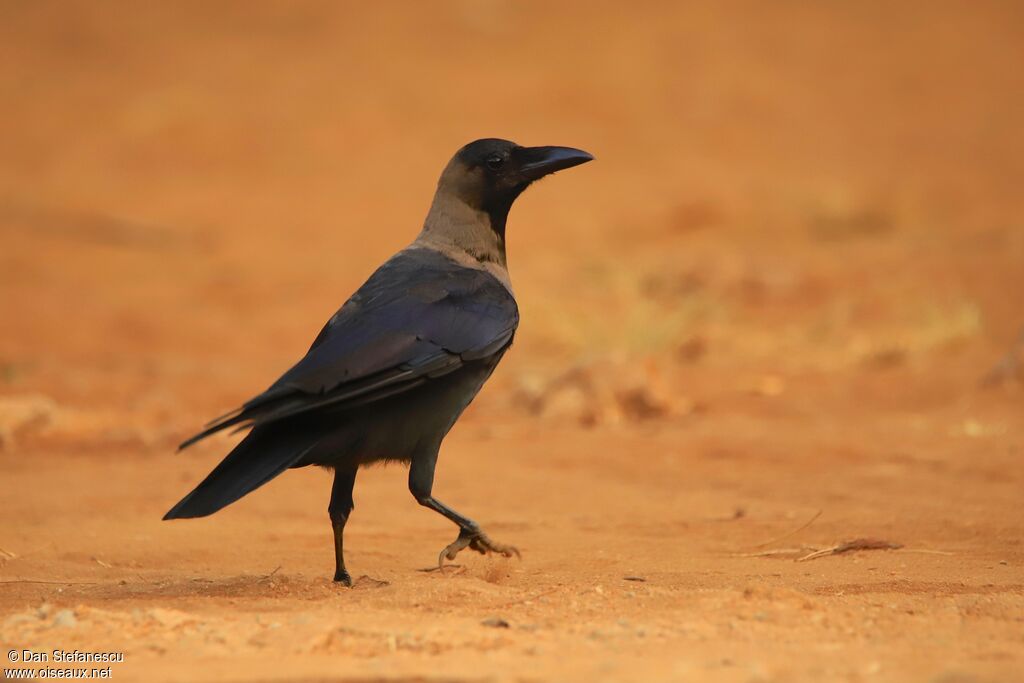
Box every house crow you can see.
[164,138,594,584]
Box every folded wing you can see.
[180,248,518,449]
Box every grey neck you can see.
[415,193,507,267]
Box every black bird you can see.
[164,138,593,584]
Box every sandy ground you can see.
[2,2,1023,681]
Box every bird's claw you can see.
[438,528,520,567]
[333,569,353,587]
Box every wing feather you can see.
[179,248,517,450]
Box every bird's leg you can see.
[328,466,357,586]
[409,450,519,568]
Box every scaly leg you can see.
[408,448,519,568]
[328,466,357,585]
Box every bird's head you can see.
[435,138,594,240]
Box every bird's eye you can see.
[485,155,504,171]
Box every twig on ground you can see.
[0,580,98,585]
[419,564,465,575]
[733,547,817,558]
[258,566,282,581]
[896,548,953,556]
[752,510,822,549]
[797,538,903,562]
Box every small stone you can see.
[53,609,77,628]
[481,616,509,628]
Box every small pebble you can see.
[53,609,77,628]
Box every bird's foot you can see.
[438,527,520,567]
[333,568,353,587]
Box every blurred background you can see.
[2,1,1022,437]
[1,2,1022,681]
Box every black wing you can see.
[180,247,518,449]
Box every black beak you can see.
[518,146,594,181]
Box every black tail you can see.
[164,423,320,520]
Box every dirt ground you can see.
[2,2,1023,682]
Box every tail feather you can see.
[177,413,250,450]
[164,424,320,520]
[178,365,439,451]
[176,389,290,451]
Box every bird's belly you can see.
[300,355,504,468]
